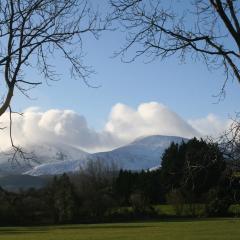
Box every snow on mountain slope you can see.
[0,143,89,176]
[91,135,187,170]
[25,135,187,176]
[25,143,89,164]
[25,159,88,176]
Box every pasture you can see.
[0,219,239,240]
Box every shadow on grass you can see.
[55,224,155,230]
[0,218,238,235]
[0,224,154,235]
[0,227,49,235]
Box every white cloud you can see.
[188,114,232,137]
[0,102,230,152]
[0,107,121,152]
[105,102,200,140]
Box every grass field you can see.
[0,219,239,240]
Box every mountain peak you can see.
[131,134,187,145]
[1,135,188,176]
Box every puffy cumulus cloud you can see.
[0,108,121,153]
[0,102,230,153]
[188,114,232,137]
[105,102,200,140]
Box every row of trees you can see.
[0,160,118,225]
[0,138,239,225]
[115,138,239,216]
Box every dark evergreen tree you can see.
[49,174,76,223]
[161,141,186,193]
[161,138,226,203]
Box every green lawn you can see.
[0,219,239,240]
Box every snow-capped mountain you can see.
[91,135,187,170]
[0,143,89,176]
[25,159,88,176]
[24,135,187,176]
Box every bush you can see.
[130,192,153,215]
[228,204,240,217]
[166,189,185,216]
[206,189,231,216]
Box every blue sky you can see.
[9,0,240,135]
[12,26,240,131]
[0,0,238,152]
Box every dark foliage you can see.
[0,138,238,225]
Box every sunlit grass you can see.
[0,219,239,240]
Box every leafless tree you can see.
[0,0,108,158]
[110,0,240,189]
[110,0,240,96]
[218,114,240,169]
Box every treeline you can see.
[116,138,240,217]
[0,138,239,225]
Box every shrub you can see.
[206,189,231,216]
[228,204,240,217]
[166,189,185,216]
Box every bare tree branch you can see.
[0,0,109,161]
[0,0,108,118]
[110,0,240,91]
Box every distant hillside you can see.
[91,135,187,170]
[0,143,89,176]
[0,175,51,191]
[25,135,187,176]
